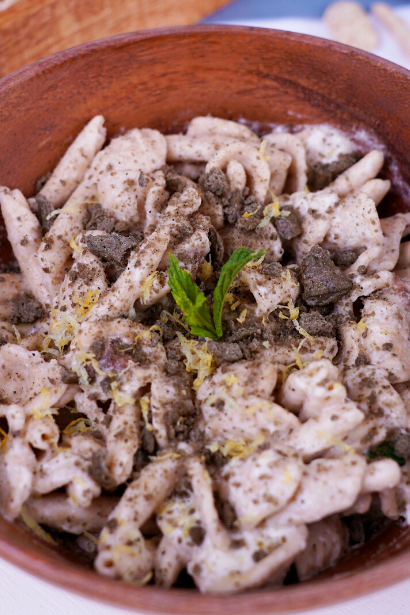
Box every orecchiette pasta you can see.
[0,115,408,594]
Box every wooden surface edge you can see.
[0,0,234,77]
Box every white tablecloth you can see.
[4,6,410,615]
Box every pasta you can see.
[0,115,409,594]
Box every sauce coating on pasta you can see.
[0,116,409,593]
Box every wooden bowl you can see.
[1,25,410,613]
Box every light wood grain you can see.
[0,0,232,77]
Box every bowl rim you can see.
[1,23,410,614]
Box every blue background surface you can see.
[204,0,410,22]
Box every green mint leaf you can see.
[213,247,266,338]
[168,254,218,340]
[367,441,405,466]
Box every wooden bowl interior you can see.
[1,26,410,613]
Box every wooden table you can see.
[0,0,233,77]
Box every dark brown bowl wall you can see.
[1,25,410,614]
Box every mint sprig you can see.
[168,254,218,340]
[168,248,265,340]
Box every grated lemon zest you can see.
[314,349,324,360]
[281,339,308,382]
[42,309,80,356]
[276,299,314,340]
[245,254,265,268]
[140,396,153,432]
[231,300,241,311]
[72,346,106,386]
[305,184,310,194]
[140,271,160,305]
[293,318,315,341]
[70,235,82,254]
[160,310,190,332]
[257,190,290,229]
[207,435,265,459]
[82,530,100,545]
[176,332,214,390]
[199,260,213,282]
[63,418,93,436]
[134,329,152,344]
[150,452,182,461]
[242,204,261,218]
[356,318,367,332]
[20,506,57,545]
[74,288,100,319]
[127,570,153,586]
[237,308,247,324]
[0,427,8,452]
[259,139,270,162]
[111,381,134,407]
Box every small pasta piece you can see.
[54,238,108,314]
[37,115,106,208]
[269,455,366,526]
[106,402,140,486]
[166,134,250,163]
[25,494,118,534]
[0,403,26,433]
[187,457,229,549]
[380,488,400,520]
[205,142,270,203]
[33,450,101,507]
[0,273,27,302]
[239,266,300,316]
[37,181,99,297]
[188,523,308,594]
[352,178,390,206]
[0,344,64,405]
[25,416,59,450]
[226,160,247,192]
[327,150,384,197]
[263,133,307,193]
[322,192,384,274]
[264,146,292,195]
[343,366,409,451]
[186,117,259,143]
[3,436,36,519]
[295,517,346,581]
[368,212,410,272]
[155,490,202,586]
[85,225,170,321]
[298,124,357,167]
[362,459,402,494]
[155,536,187,587]
[219,446,303,530]
[143,170,167,235]
[95,456,182,579]
[0,189,50,307]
